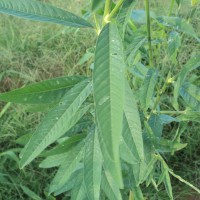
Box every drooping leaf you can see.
[173,55,200,109]
[156,16,199,41]
[93,23,126,187]
[101,171,122,200]
[163,171,173,200]
[140,69,158,111]
[179,82,200,111]
[0,0,93,28]
[19,80,92,168]
[0,76,86,104]
[49,141,85,193]
[84,129,102,200]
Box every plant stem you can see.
[153,110,186,115]
[152,71,171,111]
[103,0,111,25]
[93,14,101,34]
[108,0,124,21]
[168,0,175,16]
[145,0,153,67]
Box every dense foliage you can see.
[0,0,199,199]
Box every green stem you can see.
[108,0,124,21]
[93,13,101,34]
[152,110,186,115]
[145,0,153,67]
[102,0,111,25]
[168,0,175,16]
[152,71,171,111]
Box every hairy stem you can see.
[145,0,153,67]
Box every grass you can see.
[0,0,199,199]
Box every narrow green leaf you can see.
[19,80,92,168]
[163,171,173,200]
[84,130,102,200]
[71,171,86,200]
[49,142,85,193]
[101,171,122,200]
[54,167,83,196]
[93,23,126,187]
[173,55,200,109]
[121,81,144,171]
[180,82,200,111]
[0,76,86,104]
[0,0,93,28]
[20,185,42,200]
[140,69,158,111]
[39,153,67,168]
[41,134,87,157]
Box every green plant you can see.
[0,0,200,199]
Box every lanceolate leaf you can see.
[71,172,86,200]
[180,82,200,111]
[0,76,86,104]
[84,129,102,200]
[39,152,68,168]
[173,55,200,109]
[41,134,87,157]
[140,69,158,111]
[49,142,85,193]
[93,23,126,187]
[0,0,93,28]
[101,171,122,200]
[122,82,144,161]
[164,171,173,200]
[19,80,92,168]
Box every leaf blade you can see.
[20,80,92,168]
[93,23,126,187]
[0,0,93,28]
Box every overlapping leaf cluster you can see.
[0,0,199,199]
